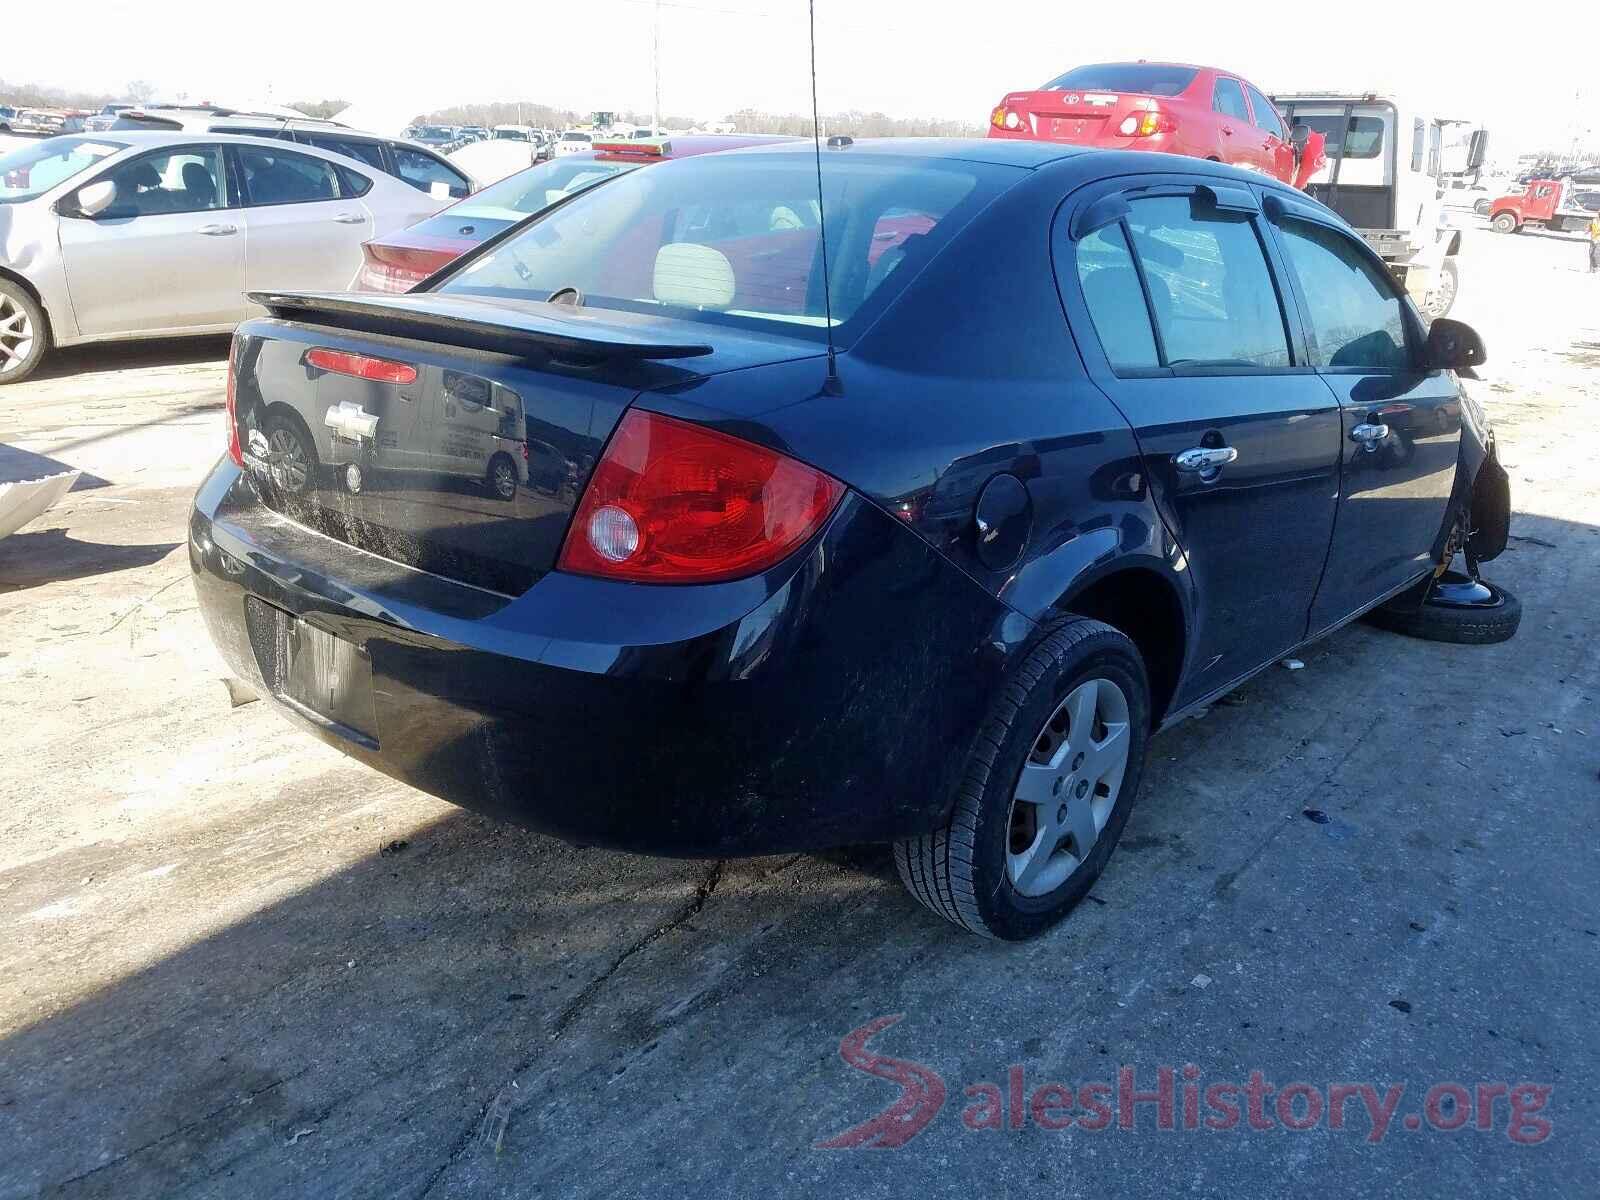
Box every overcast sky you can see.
[8,0,1593,157]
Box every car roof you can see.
[43,128,403,165]
[710,136,1092,170]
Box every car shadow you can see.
[29,335,230,382]
[0,526,182,593]
[0,503,1581,1197]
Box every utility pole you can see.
[653,0,662,134]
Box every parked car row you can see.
[0,130,448,382]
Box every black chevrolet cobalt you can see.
[192,138,1515,940]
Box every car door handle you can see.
[197,223,238,236]
[1349,422,1390,446]
[333,212,366,224]
[1175,446,1238,474]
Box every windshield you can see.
[435,151,1004,344]
[494,129,528,140]
[1042,63,1198,97]
[562,132,592,143]
[0,137,127,204]
[445,156,642,221]
[417,126,451,139]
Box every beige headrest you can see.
[653,242,736,308]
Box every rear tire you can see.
[487,452,518,501]
[1490,212,1518,234]
[0,278,50,386]
[894,619,1150,940]
[263,412,318,495]
[1364,576,1521,644]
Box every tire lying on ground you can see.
[895,617,1150,940]
[1363,577,1522,645]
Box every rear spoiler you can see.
[246,291,715,361]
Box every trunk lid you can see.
[231,292,820,595]
[1000,89,1145,142]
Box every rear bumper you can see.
[190,460,1025,856]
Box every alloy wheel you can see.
[268,427,310,492]
[1006,676,1131,898]
[0,295,36,377]
[494,459,516,498]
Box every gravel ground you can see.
[1,227,1596,1199]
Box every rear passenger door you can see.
[1210,77,1264,173]
[232,144,374,295]
[1260,195,1464,632]
[1059,178,1342,703]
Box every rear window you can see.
[1042,63,1198,97]
[435,152,1006,344]
[562,132,592,143]
[448,157,638,220]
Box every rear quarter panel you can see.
[643,160,1193,671]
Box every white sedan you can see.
[0,130,450,383]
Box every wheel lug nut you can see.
[1076,779,1090,799]
[1053,776,1064,796]
[1056,804,1068,825]
[1072,752,1085,770]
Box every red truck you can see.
[1488,178,1600,234]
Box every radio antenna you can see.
[808,0,839,390]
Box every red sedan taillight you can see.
[1118,110,1177,137]
[225,333,243,467]
[558,409,845,584]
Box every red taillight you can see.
[225,334,242,467]
[990,104,1026,132]
[1118,110,1177,137]
[592,140,667,157]
[356,241,462,292]
[558,409,845,583]
[305,348,418,385]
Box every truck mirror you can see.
[1467,129,1489,172]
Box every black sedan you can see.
[191,139,1515,940]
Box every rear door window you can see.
[1212,78,1251,123]
[393,146,471,198]
[1075,222,1160,371]
[1123,193,1292,370]
[303,134,386,170]
[1270,218,1413,369]
[237,145,341,205]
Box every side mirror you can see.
[1289,123,1311,150]
[65,179,117,219]
[1425,317,1486,378]
[1467,129,1489,172]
